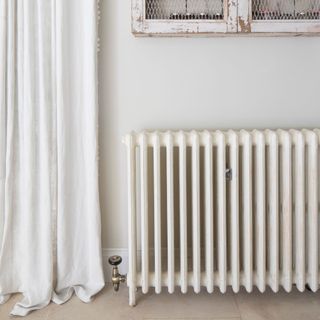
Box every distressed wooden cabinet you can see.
[132,0,320,35]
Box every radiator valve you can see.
[108,255,126,292]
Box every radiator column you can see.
[292,130,305,292]
[166,132,175,294]
[305,130,319,292]
[266,130,279,293]
[217,131,227,293]
[204,131,214,293]
[192,131,201,293]
[241,130,253,293]
[140,133,149,294]
[179,132,188,293]
[153,132,162,294]
[126,134,137,306]
[229,130,240,293]
[279,130,293,292]
[254,130,266,292]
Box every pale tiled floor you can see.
[1,286,320,320]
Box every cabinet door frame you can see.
[238,0,320,34]
[132,0,238,36]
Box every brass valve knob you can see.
[108,255,126,292]
[109,255,122,266]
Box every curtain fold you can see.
[0,0,105,316]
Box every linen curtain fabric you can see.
[0,0,104,316]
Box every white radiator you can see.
[123,129,320,306]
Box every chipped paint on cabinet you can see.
[132,0,320,36]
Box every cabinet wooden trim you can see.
[132,0,320,36]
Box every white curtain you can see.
[0,0,105,316]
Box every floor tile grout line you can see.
[231,291,243,320]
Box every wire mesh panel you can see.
[145,0,224,20]
[252,0,320,20]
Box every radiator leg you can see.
[129,287,136,307]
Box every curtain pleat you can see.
[53,0,104,304]
[0,0,104,316]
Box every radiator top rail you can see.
[123,129,320,147]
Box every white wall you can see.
[99,0,320,250]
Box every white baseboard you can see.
[102,248,129,283]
